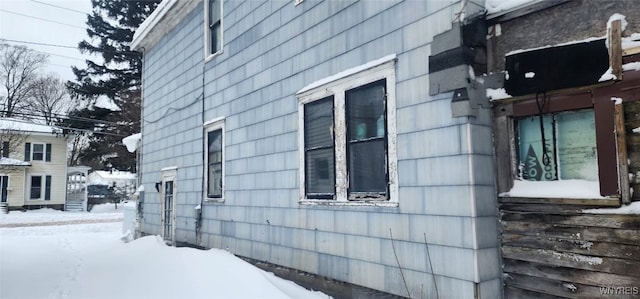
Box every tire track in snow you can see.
[0,218,123,228]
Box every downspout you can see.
[195,54,206,245]
[136,47,146,238]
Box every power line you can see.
[0,9,85,30]
[1,43,85,61]
[29,0,88,15]
[0,38,77,49]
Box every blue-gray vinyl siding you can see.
[139,1,500,298]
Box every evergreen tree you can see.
[66,0,160,171]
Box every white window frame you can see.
[28,174,44,200]
[0,174,10,202]
[0,174,10,190]
[31,143,45,161]
[297,57,399,206]
[204,117,225,202]
[204,0,224,62]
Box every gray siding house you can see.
[131,0,500,297]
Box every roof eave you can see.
[131,0,200,52]
[130,0,179,51]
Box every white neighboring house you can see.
[0,118,68,211]
[87,170,137,196]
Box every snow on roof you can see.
[297,54,396,94]
[485,0,542,15]
[94,95,121,111]
[582,201,640,215]
[486,87,512,101]
[0,118,61,134]
[500,179,606,199]
[122,133,141,153]
[0,157,30,166]
[506,37,605,56]
[131,0,178,50]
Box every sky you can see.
[0,0,95,83]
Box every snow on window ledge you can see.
[499,179,608,199]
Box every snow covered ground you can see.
[0,206,329,299]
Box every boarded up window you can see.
[517,109,597,181]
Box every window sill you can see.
[205,50,223,63]
[498,196,620,207]
[204,198,224,203]
[299,199,398,208]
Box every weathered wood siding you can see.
[626,100,640,202]
[499,200,640,298]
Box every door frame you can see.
[160,166,177,245]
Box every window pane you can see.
[1,176,7,202]
[348,139,386,195]
[304,97,334,149]
[208,129,223,198]
[346,81,387,196]
[30,176,42,199]
[556,110,597,180]
[346,81,385,141]
[209,0,221,54]
[305,148,335,197]
[211,24,221,53]
[518,115,556,181]
[33,144,44,161]
[209,0,220,24]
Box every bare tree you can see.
[0,44,47,117]
[0,127,28,172]
[68,132,90,166]
[27,74,71,125]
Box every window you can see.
[1,175,9,203]
[346,81,388,197]
[24,143,51,162]
[33,144,44,161]
[517,109,597,181]
[29,175,51,200]
[204,119,224,200]
[297,56,398,204]
[494,89,624,200]
[205,0,223,59]
[303,97,335,199]
[2,141,9,158]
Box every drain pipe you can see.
[195,58,206,245]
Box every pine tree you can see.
[65,0,160,170]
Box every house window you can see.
[33,144,44,161]
[346,81,387,197]
[1,175,9,203]
[517,109,597,181]
[204,119,224,200]
[24,143,51,162]
[2,141,9,158]
[205,0,223,59]
[29,175,52,200]
[303,96,335,199]
[297,55,398,204]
